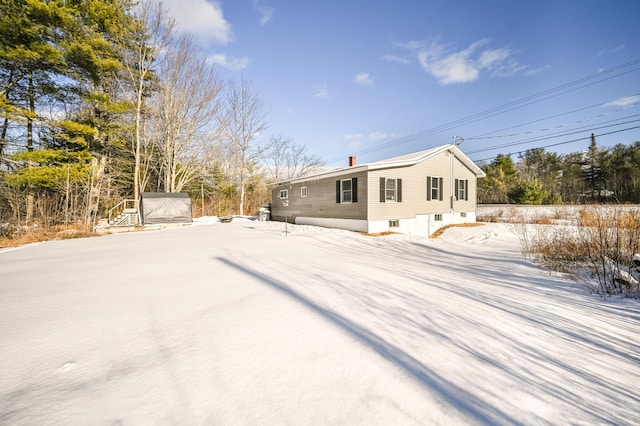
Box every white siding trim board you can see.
[295,217,368,232]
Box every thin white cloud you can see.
[342,132,395,149]
[524,65,551,77]
[478,48,511,69]
[207,54,251,71]
[404,38,529,85]
[604,95,640,108]
[313,83,329,99]
[380,54,411,65]
[368,132,388,140]
[354,73,374,85]
[253,0,274,26]
[347,139,364,149]
[599,44,625,56]
[342,133,364,149]
[345,133,364,141]
[163,0,233,45]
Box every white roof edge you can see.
[448,145,486,178]
[268,165,368,186]
[368,144,485,177]
[268,144,485,185]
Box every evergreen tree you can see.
[478,154,517,203]
[507,179,549,205]
[559,152,586,203]
[582,133,607,200]
[0,0,136,224]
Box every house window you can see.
[301,186,308,197]
[455,179,469,201]
[386,178,397,201]
[279,189,288,199]
[434,214,442,221]
[336,178,358,203]
[341,179,352,203]
[427,176,443,201]
[379,177,402,202]
[389,219,399,228]
[461,212,467,218]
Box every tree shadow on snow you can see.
[216,256,525,425]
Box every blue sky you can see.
[163,0,640,166]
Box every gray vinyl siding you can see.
[451,157,478,212]
[368,150,478,221]
[270,171,368,222]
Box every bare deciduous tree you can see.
[152,34,223,193]
[258,134,323,182]
[222,78,267,215]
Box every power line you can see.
[324,58,640,165]
[466,96,640,140]
[466,116,640,154]
[472,125,640,163]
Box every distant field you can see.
[477,204,640,223]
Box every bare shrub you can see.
[507,207,520,223]
[0,224,19,240]
[576,207,640,297]
[533,226,588,271]
[478,214,500,223]
[516,206,640,298]
[577,208,597,227]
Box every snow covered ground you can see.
[1,219,639,425]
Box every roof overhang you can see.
[269,144,485,186]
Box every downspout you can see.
[450,137,464,220]
[450,146,454,217]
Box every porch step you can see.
[109,210,138,226]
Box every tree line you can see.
[0,0,320,229]
[479,134,640,204]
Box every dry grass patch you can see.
[360,231,398,237]
[0,224,97,248]
[531,215,553,225]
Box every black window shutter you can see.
[427,176,432,201]
[397,179,402,202]
[380,177,385,202]
[336,180,341,203]
[455,179,459,201]
[439,177,444,201]
[465,179,469,201]
[352,177,358,203]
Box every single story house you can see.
[269,144,486,236]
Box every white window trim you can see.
[301,186,308,197]
[341,179,352,203]
[429,176,442,201]
[457,179,467,201]
[385,178,397,202]
[279,189,288,199]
